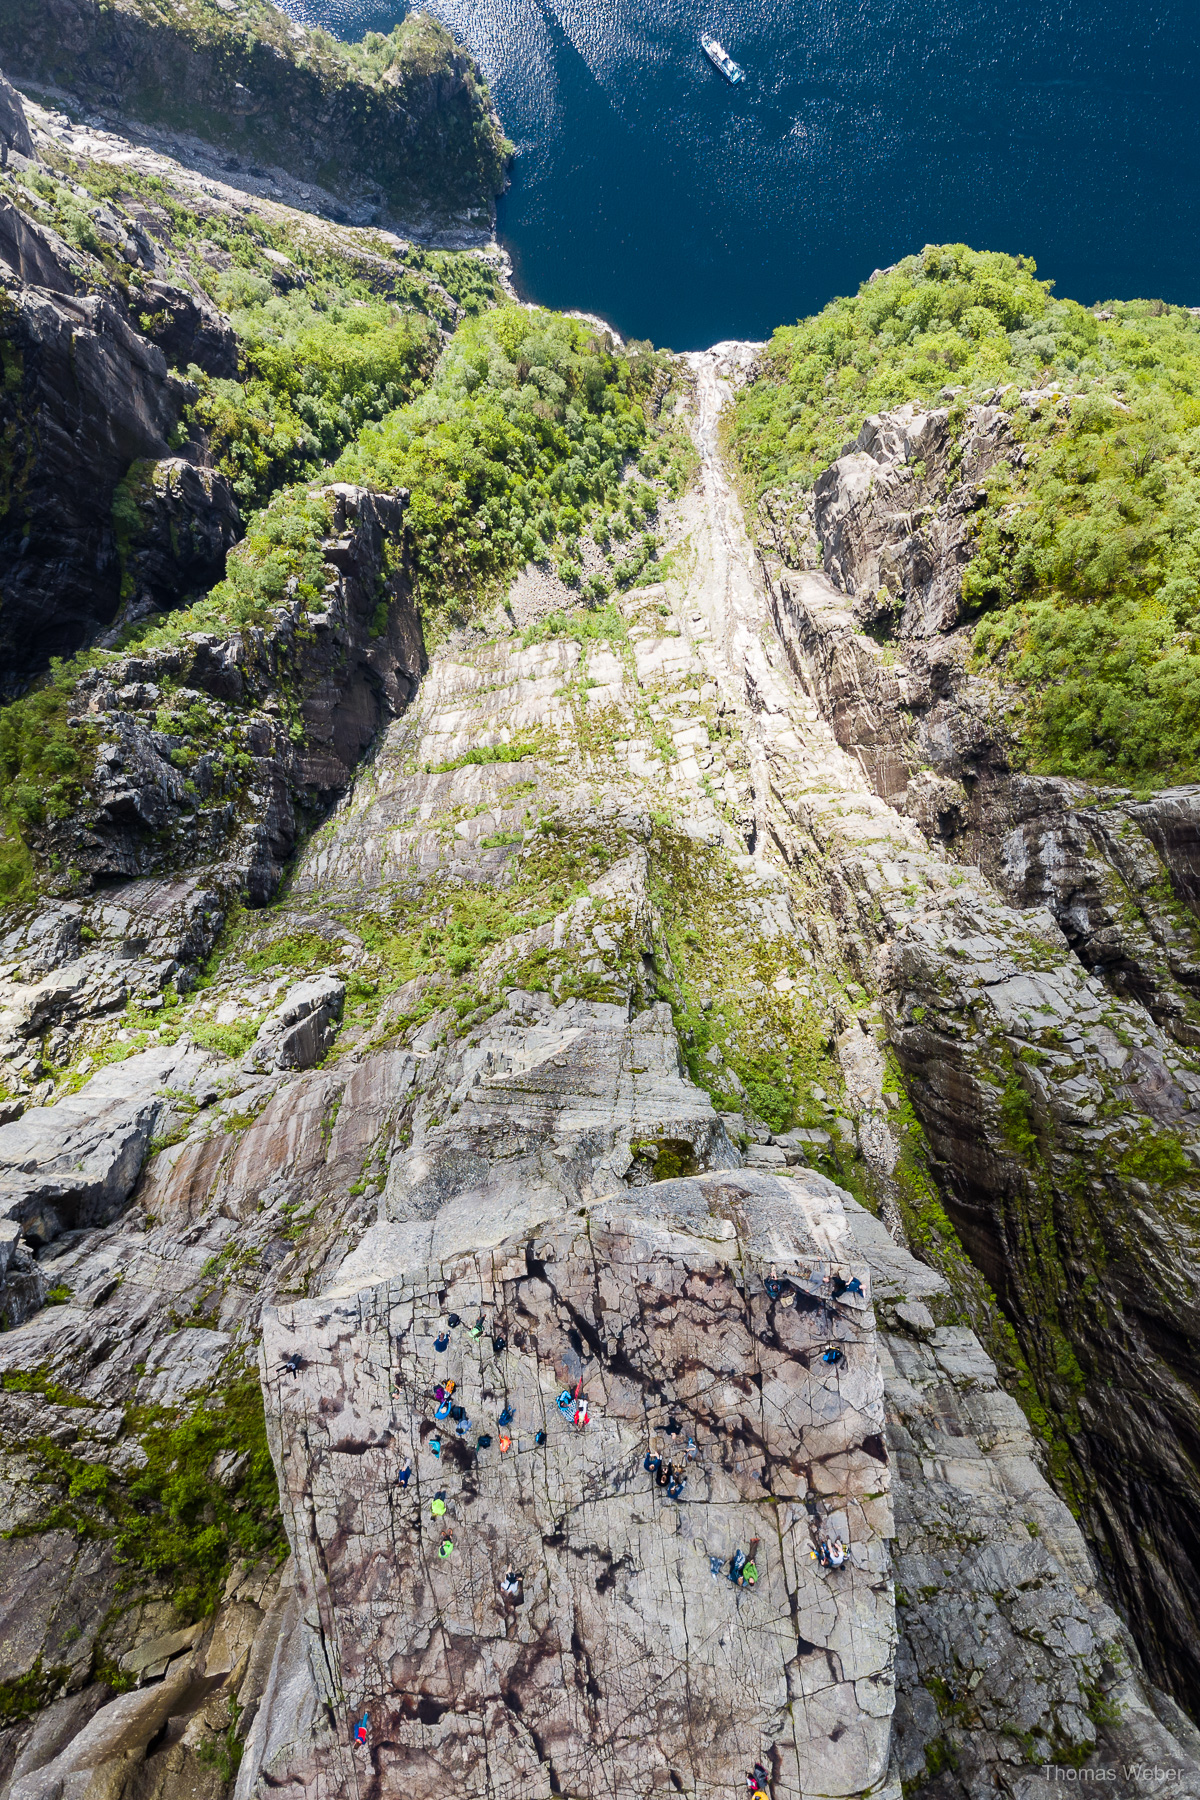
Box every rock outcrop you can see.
[0,0,509,233]
[1,342,1199,1800]
[261,1169,894,1800]
[0,228,192,684]
[39,484,423,902]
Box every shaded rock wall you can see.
[39,484,423,903]
[0,121,243,688]
[879,895,1200,1704]
[0,222,191,683]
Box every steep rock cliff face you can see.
[754,394,1200,1052]
[0,205,196,681]
[752,388,1200,1704]
[1,346,1198,1800]
[38,483,422,900]
[0,0,508,232]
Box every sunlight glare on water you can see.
[279,0,1200,349]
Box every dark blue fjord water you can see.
[279,0,1200,350]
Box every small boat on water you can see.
[701,33,745,84]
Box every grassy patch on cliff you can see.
[643,832,842,1133]
[730,242,1200,785]
[5,1357,284,1621]
[0,661,97,900]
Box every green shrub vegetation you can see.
[187,275,439,511]
[8,1360,283,1621]
[0,662,96,900]
[0,1659,71,1725]
[336,305,664,621]
[730,242,1200,785]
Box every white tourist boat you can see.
[701,33,745,84]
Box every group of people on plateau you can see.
[644,1452,687,1499]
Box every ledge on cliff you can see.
[0,0,511,231]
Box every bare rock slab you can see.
[260,1169,896,1800]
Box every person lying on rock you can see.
[281,1351,304,1375]
[435,1397,453,1420]
[431,1492,447,1519]
[737,1537,761,1587]
[813,1537,846,1568]
[666,1472,686,1500]
[644,1453,661,1475]
[656,1460,672,1488]
[429,1437,442,1459]
[500,1570,522,1597]
[354,1711,369,1747]
[764,1265,784,1301]
[573,1397,590,1429]
[397,1465,412,1488]
[729,1549,746,1583]
[437,1536,454,1558]
[434,1333,450,1352]
[456,1416,473,1438]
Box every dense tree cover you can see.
[12,155,502,517]
[188,272,440,511]
[336,305,663,615]
[730,244,1200,785]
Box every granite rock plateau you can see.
[0,71,1200,1800]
